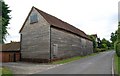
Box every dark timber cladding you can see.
[20,34,22,61]
[19,6,93,62]
[0,42,20,62]
[50,27,52,62]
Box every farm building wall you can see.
[21,8,50,62]
[20,7,93,62]
[0,52,20,62]
[50,27,93,59]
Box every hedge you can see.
[115,41,120,57]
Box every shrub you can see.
[115,41,120,57]
[95,48,106,52]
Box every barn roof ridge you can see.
[20,6,91,41]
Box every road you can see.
[37,51,115,74]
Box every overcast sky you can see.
[4,0,119,43]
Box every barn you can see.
[0,42,20,62]
[19,6,93,62]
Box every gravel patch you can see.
[2,62,61,74]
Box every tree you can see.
[118,22,120,41]
[106,41,111,49]
[101,38,111,49]
[115,22,120,57]
[101,43,107,49]
[0,1,11,44]
[97,38,102,48]
[0,1,2,43]
[89,35,97,48]
[110,30,117,48]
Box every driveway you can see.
[2,51,115,75]
[2,62,61,74]
[36,51,115,74]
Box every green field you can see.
[114,54,120,76]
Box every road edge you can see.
[112,55,114,76]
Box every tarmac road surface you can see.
[37,51,115,74]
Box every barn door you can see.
[53,44,58,57]
[9,54,14,62]
[13,53,16,62]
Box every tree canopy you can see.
[101,38,111,49]
[115,22,120,57]
[110,30,117,48]
[0,1,11,44]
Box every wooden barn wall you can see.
[51,27,93,59]
[0,52,20,62]
[21,8,50,60]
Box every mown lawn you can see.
[114,54,120,76]
[0,67,13,76]
[52,52,99,64]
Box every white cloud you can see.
[4,0,119,43]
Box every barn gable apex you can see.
[19,6,91,41]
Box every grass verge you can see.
[52,52,99,64]
[0,67,13,76]
[114,54,120,76]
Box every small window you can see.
[30,13,38,24]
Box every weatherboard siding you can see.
[51,27,93,59]
[21,8,50,60]
[20,7,93,62]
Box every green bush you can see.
[94,48,100,53]
[115,41,120,57]
[95,48,106,52]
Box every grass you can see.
[52,56,82,64]
[0,67,13,76]
[114,54,120,76]
[52,52,99,64]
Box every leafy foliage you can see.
[110,30,117,48]
[0,1,11,44]
[89,36,97,48]
[118,22,120,41]
[115,41,120,57]
[101,38,111,49]
[0,1,2,43]
[97,38,102,48]
[89,35,97,52]
[89,34,111,52]
[115,22,120,57]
